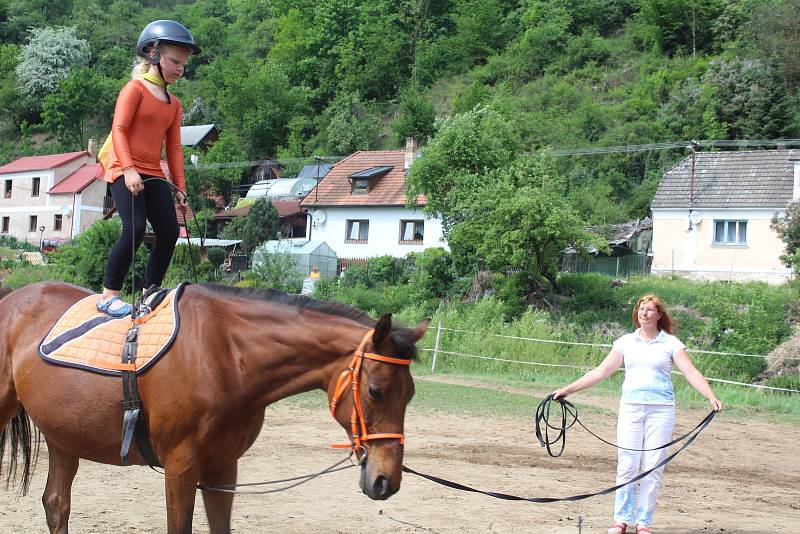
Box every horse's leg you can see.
[164,470,200,534]
[41,442,79,534]
[200,461,237,534]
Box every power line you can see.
[192,155,343,171]
[550,139,800,157]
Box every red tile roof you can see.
[49,163,102,194]
[299,151,425,207]
[0,151,87,174]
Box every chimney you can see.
[87,137,98,159]
[404,137,419,170]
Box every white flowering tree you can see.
[15,26,91,100]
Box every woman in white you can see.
[552,294,722,534]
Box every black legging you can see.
[103,175,179,291]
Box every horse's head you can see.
[328,313,428,500]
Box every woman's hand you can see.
[551,388,568,401]
[709,397,723,412]
[176,190,188,213]
[123,168,144,195]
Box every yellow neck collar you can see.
[142,72,167,87]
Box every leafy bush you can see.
[408,247,456,300]
[0,235,38,252]
[49,219,146,292]
[250,249,303,293]
[206,247,227,269]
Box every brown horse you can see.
[0,281,427,533]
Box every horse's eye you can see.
[368,385,384,400]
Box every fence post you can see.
[615,256,620,277]
[431,321,442,373]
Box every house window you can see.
[29,215,38,232]
[53,214,62,231]
[345,220,369,243]
[31,177,40,197]
[399,220,424,244]
[3,180,10,198]
[1,216,8,233]
[352,178,369,193]
[713,220,747,245]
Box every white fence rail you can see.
[424,322,799,394]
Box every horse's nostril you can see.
[374,475,390,498]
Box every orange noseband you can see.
[330,329,411,452]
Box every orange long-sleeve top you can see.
[105,79,185,191]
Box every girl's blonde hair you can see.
[632,294,674,334]
[131,56,150,80]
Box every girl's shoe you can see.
[96,296,132,318]
[636,527,652,534]
[608,524,627,534]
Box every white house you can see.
[650,149,798,284]
[0,151,106,244]
[300,139,446,259]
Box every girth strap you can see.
[120,324,162,467]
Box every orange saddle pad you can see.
[39,284,186,376]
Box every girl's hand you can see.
[176,191,188,213]
[124,168,144,195]
[551,388,567,401]
[710,397,723,412]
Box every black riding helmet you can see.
[136,20,201,65]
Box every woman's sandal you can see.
[608,524,627,534]
[636,527,652,534]
[96,296,133,318]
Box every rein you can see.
[403,396,717,504]
[330,329,412,454]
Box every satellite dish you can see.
[312,210,327,226]
[689,211,702,225]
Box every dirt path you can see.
[2,378,799,533]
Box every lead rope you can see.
[197,452,358,495]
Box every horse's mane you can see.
[198,284,418,360]
[199,284,376,326]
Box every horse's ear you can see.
[410,318,430,343]
[373,313,392,346]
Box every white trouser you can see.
[613,403,676,526]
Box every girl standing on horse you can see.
[96,20,199,317]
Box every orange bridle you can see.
[330,329,412,453]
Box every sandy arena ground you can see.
[2,376,799,533]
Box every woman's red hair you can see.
[632,294,674,334]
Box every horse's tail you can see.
[0,287,40,495]
[0,407,40,495]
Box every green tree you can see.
[15,26,91,100]
[637,0,725,56]
[406,105,522,226]
[448,154,602,290]
[42,67,116,150]
[772,201,800,273]
[241,197,279,254]
[391,85,436,144]
[325,90,377,154]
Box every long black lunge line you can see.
[403,397,716,504]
